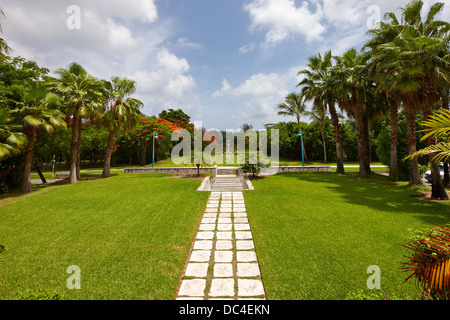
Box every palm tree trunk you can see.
[405,107,421,185]
[329,101,344,174]
[76,121,82,180]
[354,110,370,178]
[443,95,449,186]
[389,100,399,181]
[321,129,327,163]
[21,127,37,193]
[423,107,448,200]
[102,131,116,178]
[69,114,81,183]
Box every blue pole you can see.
[298,129,304,167]
[300,131,304,167]
[152,131,156,168]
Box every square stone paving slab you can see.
[216,232,233,240]
[189,250,211,262]
[213,263,233,277]
[196,232,214,240]
[214,250,233,263]
[185,263,209,277]
[217,224,232,231]
[236,240,254,250]
[235,231,252,240]
[199,224,216,231]
[236,251,257,262]
[178,279,206,297]
[237,263,261,277]
[209,278,235,297]
[193,240,213,250]
[234,224,250,231]
[237,279,265,297]
[216,240,233,250]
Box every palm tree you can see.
[0,8,12,55]
[9,85,66,193]
[49,63,104,183]
[305,102,328,163]
[364,12,405,181]
[371,0,449,187]
[401,225,450,299]
[406,108,449,199]
[277,92,309,162]
[100,77,143,178]
[0,107,27,160]
[332,49,376,178]
[298,51,344,173]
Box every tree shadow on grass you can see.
[275,172,450,227]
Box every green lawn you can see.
[244,172,450,300]
[0,173,209,300]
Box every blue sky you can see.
[2,0,449,130]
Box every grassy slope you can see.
[0,173,209,300]
[244,172,450,300]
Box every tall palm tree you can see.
[9,85,66,193]
[49,63,104,183]
[277,92,309,162]
[100,77,143,178]
[364,12,406,181]
[371,0,449,188]
[298,51,345,173]
[305,102,328,163]
[332,49,375,177]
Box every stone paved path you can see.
[176,191,266,300]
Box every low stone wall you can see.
[273,166,331,173]
[124,165,331,177]
[123,167,217,177]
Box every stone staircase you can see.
[211,174,244,191]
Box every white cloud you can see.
[243,0,326,46]
[212,79,232,97]
[212,66,305,123]
[0,0,201,118]
[238,43,255,54]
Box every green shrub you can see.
[14,289,70,300]
[239,161,269,176]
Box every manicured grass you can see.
[244,172,450,300]
[0,173,209,300]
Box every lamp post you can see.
[297,129,304,167]
[152,131,159,168]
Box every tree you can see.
[49,63,104,183]
[405,108,450,199]
[100,77,143,177]
[158,108,191,123]
[371,0,449,187]
[299,51,345,173]
[11,85,66,193]
[0,8,12,55]
[332,49,377,178]
[277,92,309,163]
[305,101,328,162]
[0,107,27,160]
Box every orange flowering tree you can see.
[113,116,194,166]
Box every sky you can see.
[1,0,449,131]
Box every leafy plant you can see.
[400,225,450,300]
[239,161,269,177]
[14,289,70,300]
